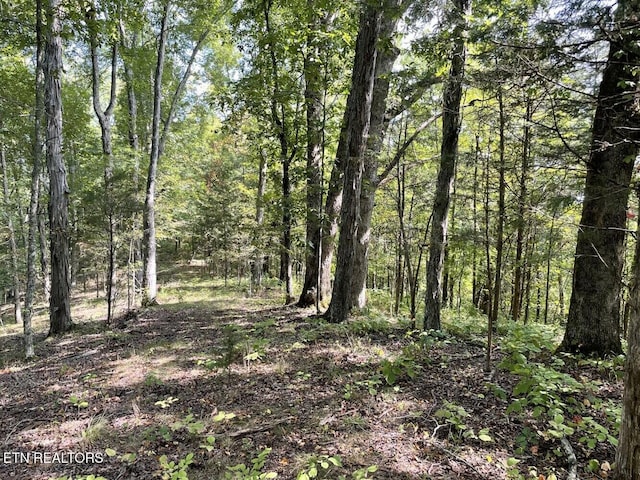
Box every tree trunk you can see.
[45,0,72,335]
[349,7,402,309]
[423,0,470,330]
[142,0,170,306]
[263,0,294,303]
[119,21,141,309]
[487,87,506,371]
[252,149,268,289]
[512,97,531,321]
[325,3,381,323]
[298,3,325,308]
[615,184,640,479]
[559,0,640,356]
[87,6,118,323]
[23,0,44,358]
[1,134,23,325]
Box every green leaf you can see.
[105,448,117,457]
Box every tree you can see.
[24,0,45,357]
[0,119,23,326]
[558,0,640,357]
[86,2,118,322]
[423,0,471,330]
[142,0,209,305]
[616,187,640,478]
[324,0,382,323]
[297,0,326,308]
[45,0,72,335]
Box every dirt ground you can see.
[0,276,622,480]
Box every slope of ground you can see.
[0,272,622,479]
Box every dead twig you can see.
[227,416,294,438]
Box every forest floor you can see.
[0,267,623,480]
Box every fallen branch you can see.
[560,436,578,480]
[227,416,294,438]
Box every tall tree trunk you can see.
[472,135,479,306]
[423,0,470,330]
[487,87,506,371]
[252,149,268,289]
[23,0,44,357]
[142,0,170,306]
[298,2,325,307]
[119,21,141,309]
[45,0,72,335]
[349,5,403,310]
[324,2,381,323]
[512,97,531,321]
[559,0,640,356]
[615,185,640,480]
[38,199,51,303]
[319,109,349,301]
[87,6,118,323]
[1,134,23,325]
[263,0,294,303]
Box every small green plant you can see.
[351,464,378,479]
[199,435,216,452]
[224,447,277,479]
[69,395,89,410]
[155,396,180,408]
[296,454,342,479]
[159,452,194,480]
[170,413,206,435]
[434,401,492,442]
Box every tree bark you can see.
[1,132,23,325]
[615,189,640,479]
[252,149,268,289]
[142,0,170,306]
[487,87,506,371]
[87,5,118,323]
[512,97,531,321]
[325,2,382,323]
[45,0,72,335]
[559,0,640,357]
[23,0,44,358]
[298,3,325,307]
[423,0,470,330]
[349,5,402,309]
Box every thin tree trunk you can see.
[252,149,268,289]
[543,211,557,324]
[487,87,506,371]
[142,0,170,306]
[45,0,72,335]
[424,0,470,330]
[87,6,118,323]
[512,97,531,321]
[298,2,324,307]
[325,3,381,323]
[472,135,479,306]
[23,0,44,357]
[1,135,23,325]
[119,21,141,309]
[38,200,50,303]
[263,0,294,303]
